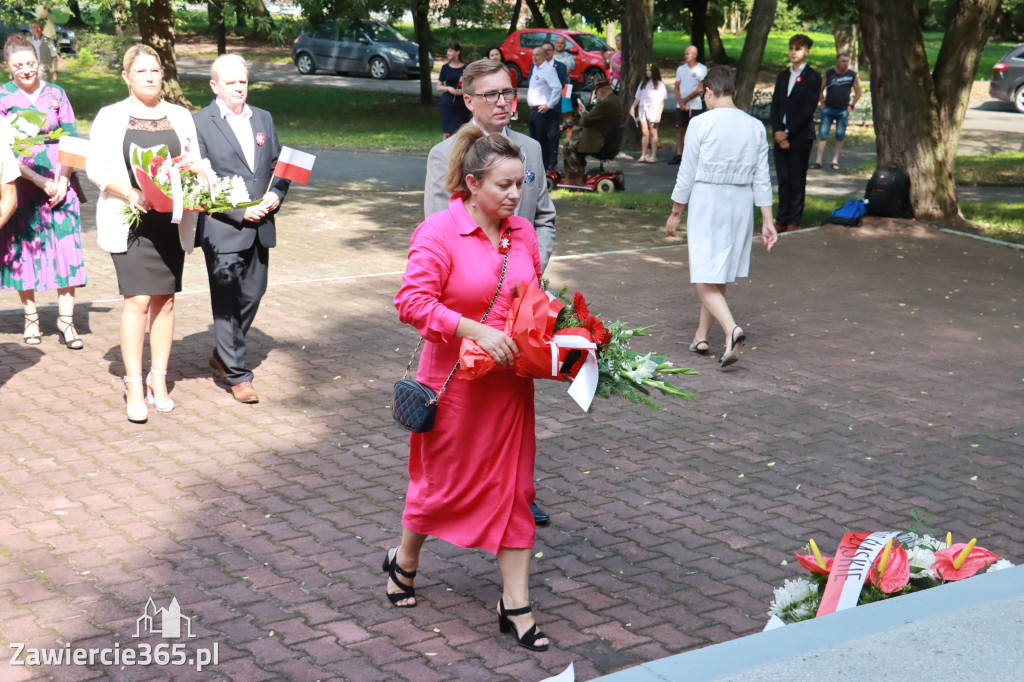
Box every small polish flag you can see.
[57,136,90,170]
[562,83,572,98]
[273,146,316,184]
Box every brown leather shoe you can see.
[209,354,228,383]
[231,381,259,403]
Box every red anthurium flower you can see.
[794,551,833,574]
[932,543,1001,581]
[868,545,910,593]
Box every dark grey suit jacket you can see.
[193,100,290,253]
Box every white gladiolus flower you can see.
[623,353,658,383]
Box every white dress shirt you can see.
[215,98,255,171]
[527,61,562,109]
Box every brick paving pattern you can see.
[1,180,1022,681]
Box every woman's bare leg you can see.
[496,547,548,648]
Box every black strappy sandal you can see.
[382,547,417,608]
[498,599,549,651]
[689,339,710,355]
[719,326,746,368]
[23,312,41,345]
[57,315,84,350]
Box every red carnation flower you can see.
[148,155,166,176]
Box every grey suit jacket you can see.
[193,100,290,253]
[424,127,556,272]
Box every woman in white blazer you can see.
[664,66,778,369]
[86,44,199,423]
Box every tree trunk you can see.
[524,0,547,27]
[248,0,275,39]
[690,0,708,63]
[622,0,654,150]
[734,0,776,112]
[508,0,523,34]
[137,0,191,108]
[413,0,433,106]
[855,0,1000,220]
[112,0,129,36]
[707,22,730,64]
[208,1,227,55]
[546,0,568,29]
[66,0,88,28]
[832,24,858,72]
[234,0,247,31]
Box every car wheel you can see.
[508,63,522,87]
[369,57,389,80]
[595,178,615,194]
[1015,85,1024,114]
[296,53,316,75]
[583,68,605,90]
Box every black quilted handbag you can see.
[392,378,438,433]
[393,230,511,433]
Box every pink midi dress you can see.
[394,196,542,555]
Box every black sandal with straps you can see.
[498,599,549,651]
[382,547,417,608]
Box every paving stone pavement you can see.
[1,177,1022,681]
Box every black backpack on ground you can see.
[864,166,913,219]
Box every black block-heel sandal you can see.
[57,315,84,350]
[498,599,549,651]
[23,312,41,345]
[382,547,417,608]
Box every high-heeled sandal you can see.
[146,369,175,413]
[719,326,747,368]
[498,599,549,651]
[123,376,149,423]
[382,547,417,608]
[56,315,84,350]
[23,313,41,345]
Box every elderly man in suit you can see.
[194,54,290,403]
[424,58,556,524]
[424,58,556,272]
[561,80,624,183]
[770,34,821,232]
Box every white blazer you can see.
[86,98,200,254]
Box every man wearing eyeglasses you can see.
[423,58,557,525]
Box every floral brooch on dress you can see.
[524,169,535,183]
[498,228,512,254]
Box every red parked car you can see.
[500,29,610,89]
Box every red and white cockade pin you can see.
[51,97,60,110]
[498,231,511,254]
[184,137,192,151]
[796,76,803,83]
[255,132,265,146]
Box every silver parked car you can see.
[292,19,422,80]
[989,44,1024,113]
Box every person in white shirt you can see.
[669,46,707,165]
[629,64,667,162]
[28,24,58,82]
[526,47,562,170]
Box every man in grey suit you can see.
[424,58,556,272]
[194,54,290,403]
[424,58,557,525]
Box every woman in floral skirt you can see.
[0,35,86,349]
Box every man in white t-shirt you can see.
[669,45,707,165]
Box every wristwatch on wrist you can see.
[670,210,682,217]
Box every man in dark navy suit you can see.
[194,54,290,403]
[770,34,821,232]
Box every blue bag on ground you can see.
[829,199,867,227]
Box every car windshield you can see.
[362,22,406,43]
[572,33,610,52]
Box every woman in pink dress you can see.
[388,126,549,652]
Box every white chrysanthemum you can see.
[913,534,948,552]
[769,577,818,618]
[191,158,219,185]
[907,546,936,579]
[987,559,1014,573]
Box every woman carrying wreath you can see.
[0,35,86,349]
[387,126,550,652]
[86,44,200,423]
[665,66,778,368]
